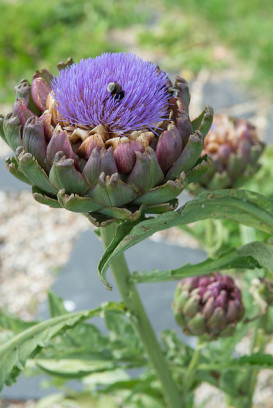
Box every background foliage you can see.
[0,0,273,103]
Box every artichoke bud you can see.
[193,114,265,191]
[1,53,212,221]
[173,273,244,340]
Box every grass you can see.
[0,0,272,103]
[157,0,273,88]
[0,0,150,103]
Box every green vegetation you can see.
[0,0,150,103]
[159,0,273,88]
[0,0,272,103]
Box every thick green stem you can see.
[100,222,182,408]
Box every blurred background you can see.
[0,0,273,105]
[0,0,273,407]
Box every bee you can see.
[107,81,125,101]
[168,86,179,98]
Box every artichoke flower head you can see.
[173,273,245,340]
[192,114,265,192]
[0,53,212,225]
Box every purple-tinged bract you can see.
[51,53,170,135]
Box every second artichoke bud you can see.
[173,273,244,340]
[193,114,265,191]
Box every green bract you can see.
[0,57,213,225]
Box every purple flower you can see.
[51,52,170,135]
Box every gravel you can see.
[0,191,90,319]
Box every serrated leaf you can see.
[0,302,124,390]
[131,242,273,283]
[98,189,273,285]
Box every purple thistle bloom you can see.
[51,52,170,135]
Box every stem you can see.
[245,317,267,408]
[100,222,182,408]
[183,339,202,407]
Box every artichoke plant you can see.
[192,114,264,191]
[0,53,212,225]
[173,273,244,339]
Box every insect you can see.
[106,81,125,101]
[168,86,179,98]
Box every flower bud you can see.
[196,114,264,191]
[173,273,244,340]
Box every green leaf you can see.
[0,302,124,390]
[104,311,143,360]
[47,290,68,317]
[238,241,273,271]
[237,353,273,369]
[99,189,273,283]
[33,358,116,379]
[99,219,142,288]
[0,309,37,334]
[199,353,273,371]
[132,242,273,283]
